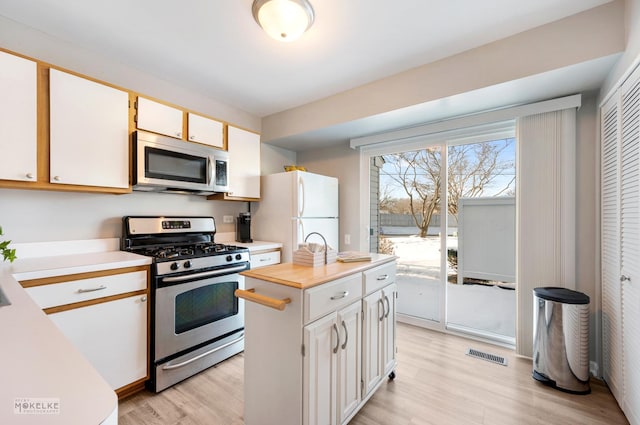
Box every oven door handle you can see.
[161,264,248,284]
[161,333,244,371]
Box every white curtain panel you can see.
[515,108,577,357]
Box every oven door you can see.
[154,265,246,361]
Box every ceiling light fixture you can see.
[252,0,315,42]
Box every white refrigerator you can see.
[252,171,339,263]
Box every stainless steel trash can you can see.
[532,287,590,394]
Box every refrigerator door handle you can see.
[298,175,305,217]
[298,219,305,246]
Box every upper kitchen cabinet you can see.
[0,51,37,182]
[49,69,129,189]
[210,126,260,201]
[136,96,184,139]
[188,113,224,148]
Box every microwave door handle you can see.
[207,156,213,186]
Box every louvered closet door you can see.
[601,93,623,402]
[620,65,640,425]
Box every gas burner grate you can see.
[465,348,508,366]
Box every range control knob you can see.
[235,254,242,260]
[183,260,192,269]
[170,262,179,271]
[226,255,233,262]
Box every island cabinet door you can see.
[304,312,338,425]
[381,283,397,375]
[336,301,362,424]
[362,291,383,396]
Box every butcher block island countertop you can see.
[240,253,396,289]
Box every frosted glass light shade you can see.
[252,0,315,42]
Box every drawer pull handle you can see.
[333,324,340,354]
[330,291,349,300]
[235,288,291,311]
[77,285,107,293]
[384,295,390,318]
[379,299,385,321]
[341,320,348,350]
[377,274,389,281]
[259,258,270,262]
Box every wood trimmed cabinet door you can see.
[226,126,261,199]
[136,96,184,139]
[0,50,37,182]
[21,266,150,397]
[187,112,224,148]
[49,69,129,188]
[48,293,148,391]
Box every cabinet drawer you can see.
[304,274,362,324]
[250,251,281,269]
[363,262,396,295]
[25,271,147,309]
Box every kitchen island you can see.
[238,254,397,425]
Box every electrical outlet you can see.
[223,215,234,224]
[344,234,351,245]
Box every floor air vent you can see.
[466,348,508,366]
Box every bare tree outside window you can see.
[381,139,515,237]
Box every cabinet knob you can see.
[26,173,34,179]
[141,296,147,302]
[53,176,61,181]
[621,275,631,282]
[176,132,182,138]
[189,135,195,140]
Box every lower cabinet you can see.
[48,294,148,391]
[21,266,149,396]
[362,283,397,397]
[241,259,397,425]
[304,301,362,425]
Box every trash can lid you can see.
[533,287,590,304]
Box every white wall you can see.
[0,189,243,244]
[261,144,297,175]
[601,0,640,99]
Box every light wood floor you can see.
[118,323,628,425]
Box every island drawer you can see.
[363,262,396,295]
[304,274,362,324]
[23,270,147,309]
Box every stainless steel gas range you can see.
[122,216,249,392]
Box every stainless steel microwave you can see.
[133,131,229,195]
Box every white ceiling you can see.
[0,0,614,122]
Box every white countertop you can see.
[216,233,282,252]
[0,241,152,424]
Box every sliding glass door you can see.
[368,126,516,344]
[378,146,445,324]
[445,139,516,344]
